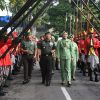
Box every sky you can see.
[0,9,12,16]
[0,0,12,16]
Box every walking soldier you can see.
[37,32,56,86]
[21,32,37,84]
[78,32,87,76]
[86,28,100,82]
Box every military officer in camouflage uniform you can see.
[38,32,56,86]
[56,32,72,87]
[69,35,79,80]
[21,32,37,84]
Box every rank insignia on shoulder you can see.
[49,42,53,46]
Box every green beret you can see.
[45,32,51,35]
[60,31,68,36]
[69,34,74,38]
[54,35,59,40]
[25,31,31,36]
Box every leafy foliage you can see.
[8,0,50,27]
[47,0,74,34]
[0,0,6,10]
[9,0,26,15]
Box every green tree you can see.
[47,0,74,34]
[8,0,49,27]
[0,0,7,10]
[9,0,26,15]
[82,1,100,31]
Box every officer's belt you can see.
[23,53,33,56]
[41,54,52,57]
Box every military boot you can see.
[95,73,99,82]
[0,86,6,96]
[94,68,99,82]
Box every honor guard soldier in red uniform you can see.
[78,31,87,76]
[0,32,13,96]
[86,28,100,82]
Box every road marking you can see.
[61,87,72,100]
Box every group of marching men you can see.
[0,28,100,96]
[77,28,100,82]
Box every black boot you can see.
[67,81,71,87]
[0,86,6,96]
[94,68,99,82]
[95,77,99,82]
[12,70,18,75]
[90,77,93,81]
[42,80,45,84]
[89,68,93,81]
[95,73,99,82]
[87,63,90,76]
[3,80,10,88]
[0,90,6,96]
[46,81,50,86]
[7,71,14,80]
[42,77,45,84]
[22,79,29,84]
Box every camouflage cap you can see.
[60,31,68,36]
[25,31,31,37]
[69,34,74,38]
[45,32,51,35]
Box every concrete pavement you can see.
[0,62,100,100]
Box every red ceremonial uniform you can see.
[78,39,87,55]
[0,38,13,67]
[0,44,12,66]
[0,40,5,66]
[86,37,100,56]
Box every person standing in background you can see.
[69,35,79,80]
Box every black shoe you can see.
[28,76,31,80]
[0,91,6,96]
[3,75,7,79]
[42,79,45,84]
[7,76,14,81]
[42,81,45,84]
[67,82,71,87]
[3,84,9,88]
[61,82,64,86]
[51,71,54,75]
[46,82,50,86]
[90,78,93,81]
[83,73,86,76]
[22,80,29,84]
[72,77,76,81]
[95,79,99,82]
[61,81,65,86]
[72,78,76,81]
[12,71,18,75]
